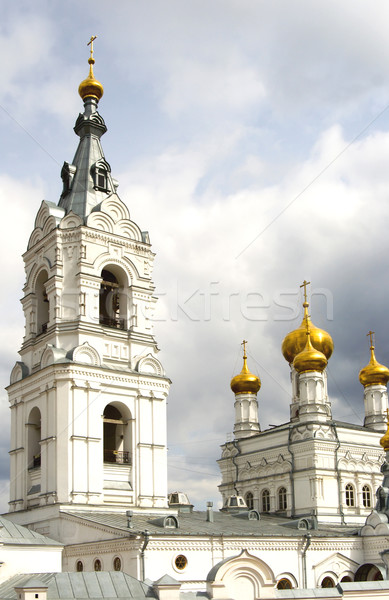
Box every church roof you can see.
[0,572,156,600]
[0,516,62,546]
[62,509,358,539]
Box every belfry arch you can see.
[99,266,129,330]
[103,403,132,466]
[27,407,41,469]
[35,270,49,335]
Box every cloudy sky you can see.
[1,0,389,511]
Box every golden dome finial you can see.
[293,320,328,374]
[359,331,389,387]
[230,341,261,395]
[78,35,104,102]
[282,280,333,364]
[380,409,389,451]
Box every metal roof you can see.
[0,572,156,600]
[62,509,358,539]
[0,516,62,546]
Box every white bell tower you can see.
[7,41,170,519]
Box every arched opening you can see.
[278,487,287,511]
[103,404,131,465]
[341,576,352,582]
[94,559,102,572]
[113,557,121,571]
[76,561,83,572]
[354,563,384,581]
[345,483,355,507]
[277,578,292,589]
[35,270,49,335]
[99,268,127,330]
[362,485,372,508]
[321,576,335,588]
[27,407,41,469]
[245,491,254,510]
[262,489,270,512]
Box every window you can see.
[278,487,287,511]
[345,483,355,507]
[262,489,270,512]
[94,559,102,571]
[362,485,371,508]
[113,557,121,571]
[91,159,111,192]
[174,555,187,570]
[277,578,292,589]
[76,560,83,572]
[321,577,335,588]
[245,492,254,510]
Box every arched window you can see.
[362,485,371,508]
[35,270,49,335]
[113,557,121,571]
[103,404,131,465]
[277,578,292,589]
[321,577,335,588]
[27,407,41,469]
[99,269,127,330]
[245,491,254,510]
[345,483,355,507]
[261,489,270,512]
[94,559,102,572]
[278,487,287,511]
[341,576,352,582]
[76,561,83,572]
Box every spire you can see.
[58,37,118,219]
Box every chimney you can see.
[206,501,214,522]
[126,510,133,528]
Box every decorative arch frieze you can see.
[28,201,65,250]
[59,211,83,230]
[93,254,139,283]
[69,342,101,366]
[136,354,164,376]
[86,211,115,234]
[41,345,67,369]
[206,549,275,599]
[10,361,29,384]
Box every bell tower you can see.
[7,40,170,519]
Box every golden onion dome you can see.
[231,343,261,395]
[78,36,104,102]
[380,413,389,451]
[282,300,333,364]
[359,339,389,387]
[293,329,328,374]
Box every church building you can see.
[4,42,389,600]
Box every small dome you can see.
[231,344,261,395]
[359,344,389,387]
[282,301,333,364]
[78,58,104,101]
[293,329,328,374]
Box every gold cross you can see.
[300,280,311,304]
[87,35,97,60]
[242,339,248,358]
[367,330,375,348]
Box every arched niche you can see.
[102,402,132,466]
